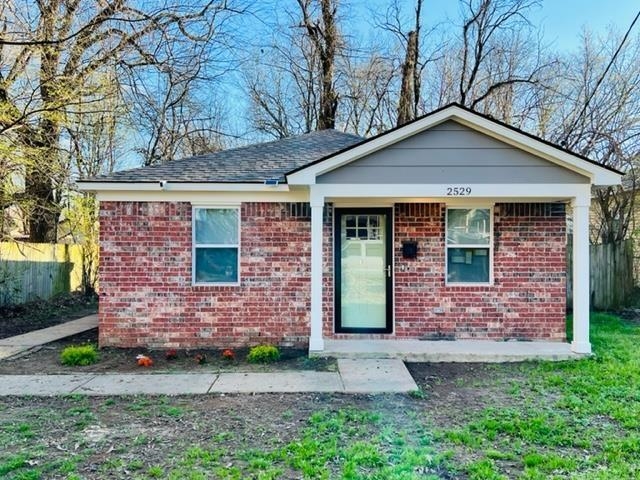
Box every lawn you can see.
[1,312,639,479]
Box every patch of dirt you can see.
[616,308,640,324]
[0,329,336,374]
[0,292,98,339]
[407,362,533,428]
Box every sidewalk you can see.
[0,359,418,395]
[0,314,98,360]
[0,317,419,395]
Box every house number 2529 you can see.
[446,186,472,196]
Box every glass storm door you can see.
[335,208,393,333]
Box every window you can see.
[446,208,491,284]
[193,207,239,284]
[344,215,381,240]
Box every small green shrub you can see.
[247,344,280,363]
[60,344,98,366]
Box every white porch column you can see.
[309,194,325,352]
[571,197,592,354]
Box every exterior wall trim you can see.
[92,190,309,203]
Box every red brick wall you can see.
[392,202,566,340]
[100,201,566,348]
[322,205,334,337]
[328,203,566,341]
[99,202,311,348]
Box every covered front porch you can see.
[304,188,592,358]
[285,105,622,359]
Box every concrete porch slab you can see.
[315,339,583,362]
[338,359,418,393]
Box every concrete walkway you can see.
[0,359,419,396]
[0,314,98,361]
[0,316,419,395]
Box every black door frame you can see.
[334,207,393,334]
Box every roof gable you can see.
[317,120,589,185]
[286,104,622,186]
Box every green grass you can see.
[0,312,638,479]
[162,407,448,480]
[438,312,640,478]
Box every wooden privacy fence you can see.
[0,242,85,306]
[567,239,635,310]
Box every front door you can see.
[335,208,393,333]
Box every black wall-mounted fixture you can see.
[402,240,418,259]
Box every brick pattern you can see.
[322,204,334,337]
[99,201,311,348]
[100,201,566,348]
[329,202,566,341]
[392,202,565,340]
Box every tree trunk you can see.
[317,0,338,130]
[397,31,418,127]
[25,167,59,243]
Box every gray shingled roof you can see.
[83,129,363,183]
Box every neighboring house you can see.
[77,104,622,355]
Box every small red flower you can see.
[165,349,178,360]
[222,349,235,361]
[194,353,207,365]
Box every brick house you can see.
[78,104,621,356]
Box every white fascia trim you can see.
[76,181,293,192]
[94,190,309,203]
[286,105,622,186]
[312,183,591,202]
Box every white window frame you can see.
[192,205,241,286]
[445,206,493,286]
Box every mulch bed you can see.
[0,328,336,375]
[0,293,98,339]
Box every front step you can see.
[313,339,584,362]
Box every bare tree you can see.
[297,0,340,130]
[548,31,640,244]
[375,0,443,127]
[397,30,418,126]
[129,67,229,166]
[0,0,242,242]
[396,0,424,126]
[341,54,396,136]
[245,33,320,139]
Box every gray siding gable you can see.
[317,120,589,184]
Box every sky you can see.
[355,0,639,51]
[530,0,639,50]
